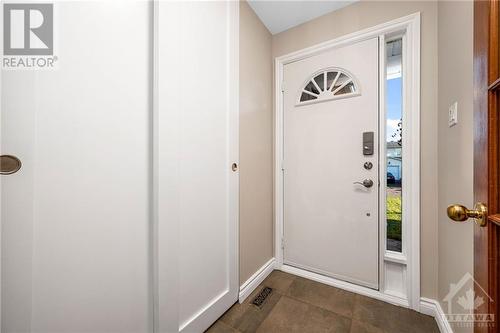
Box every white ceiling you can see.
[247,1,358,35]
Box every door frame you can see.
[274,13,421,310]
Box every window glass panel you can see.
[386,38,403,252]
[304,81,320,95]
[300,92,317,102]
[326,71,338,91]
[313,73,325,91]
[331,73,349,92]
[334,81,355,95]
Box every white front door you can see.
[283,38,379,289]
[1,2,153,332]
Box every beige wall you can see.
[272,1,439,299]
[240,2,475,312]
[239,1,274,284]
[437,1,474,332]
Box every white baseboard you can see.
[420,297,453,333]
[238,258,276,303]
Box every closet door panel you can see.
[157,2,239,332]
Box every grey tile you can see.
[220,287,282,333]
[353,295,396,329]
[286,276,356,317]
[256,296,351,333]
[261,270,296,294]
[405,310,440,333]
[220,302,249,328]
[213,275,439,333]
[349,320,384,333]
[353,295,439,333]
[353,295,403,332]
[206,321,240,333]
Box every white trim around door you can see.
[274,13,421,311]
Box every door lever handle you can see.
[353,179,374,188]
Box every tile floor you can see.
[206,270,439,333]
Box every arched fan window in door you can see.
[298,68,360,104]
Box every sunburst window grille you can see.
[299,69,359,104]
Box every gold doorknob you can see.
[447,203,488,227]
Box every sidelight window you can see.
[386,38,403,253]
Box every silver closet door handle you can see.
[353,179,373,188]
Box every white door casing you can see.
[282,38,379,289]
[156,1,239,333]
[1,2,153,332]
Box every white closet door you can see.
[1,2,153,332]
[157,1,239,333]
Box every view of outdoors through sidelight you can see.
[386,38,403,252]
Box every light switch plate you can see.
[448,102,458,127]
